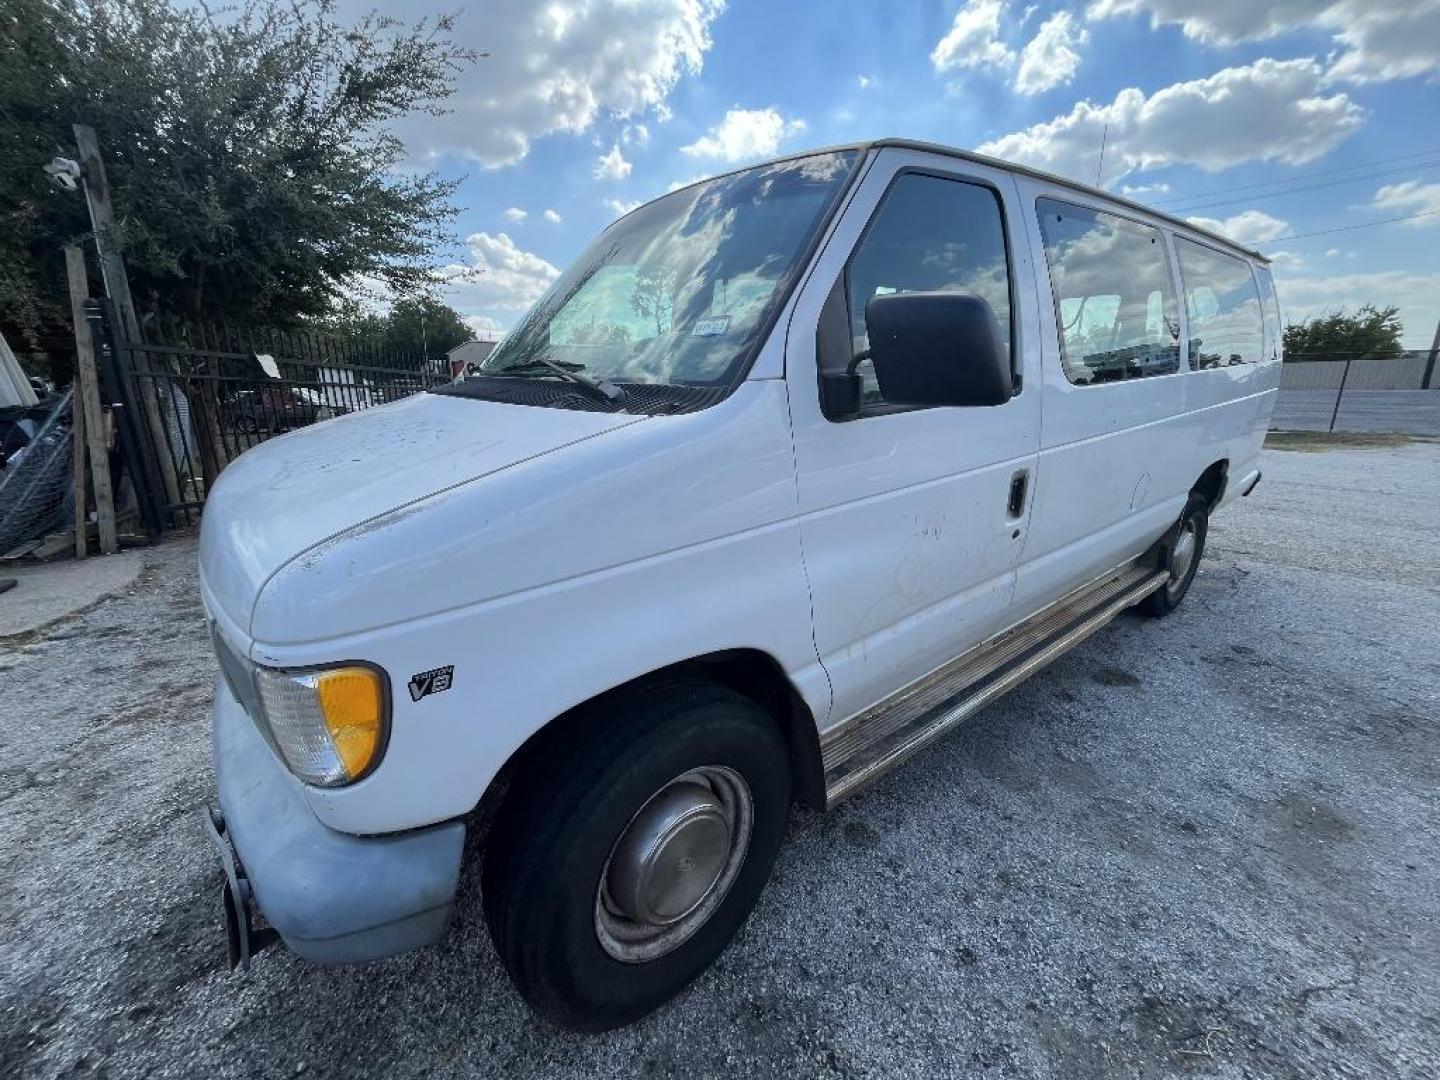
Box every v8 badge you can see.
[408,665,454,702]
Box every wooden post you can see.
[64,245,118,555]
[71,385,88,559]
[72,123,182,512]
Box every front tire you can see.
[481,680,792,1031]
[1138,493,1208,617]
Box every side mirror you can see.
[865,292,1012,409]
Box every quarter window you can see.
[1254,264,1283,363]
[838,173,1013,411]
[1036,198,1181,385]
[1175,238,1265,368]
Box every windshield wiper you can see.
[493,357,627,407]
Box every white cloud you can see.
[932,0,1014,73]
[1185,209,1291,247]
[502,207,528,223]
[622,123,651,147]
[1121,181,1171,197]
[1370,181,1440,225]
[542,208,563,223]
[857,74,874,89]
[1266,250,1305,268]
[594,144,633,180]
[1085,0,1327,43]
[397,0,724,168]
[1325,248,1342,257]
[1015,11,1090,94]
[442,232,560,311]
[463,314,506,340]
[680,107,807,162]
[977,58,1364,186]
[1278,270,1440,346]
[1326,2,1440,83]
[604,197,643,217]
[666,174,711,192]
[1086,0,1440,84]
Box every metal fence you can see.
[93,302,444,529]
[1271,355,1440,435]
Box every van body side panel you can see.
[242,378,827,835]
[784,149,1043,730]
[1012,178,1279,621]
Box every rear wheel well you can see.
[473,650,825,838]
[1192,460,1228,510]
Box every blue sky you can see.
[359,0,1440,348]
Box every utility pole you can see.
[1423,317,1439,390]
[72,126,141,345]
[71,124,181,510]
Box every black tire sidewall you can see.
[485,683,791,1030]
[1148,494,1209,615]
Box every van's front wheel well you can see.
[471,650,825,841]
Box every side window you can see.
[1175,238,1265,368]
[1254,264,1283,363]
[1036,197,1180,384]
[841,173,1012,411]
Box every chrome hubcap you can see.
[595,766,752,963]
[1169,521,1197,590]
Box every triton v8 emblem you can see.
[408,665,454,702]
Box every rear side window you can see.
[1175,238,1265,368]
[1036,197,1180,385]
[843,173,1012,411]
[1254,264,1283,363]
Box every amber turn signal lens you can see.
[253,664,388,787]
[314,667,385,781]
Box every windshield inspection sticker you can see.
[408,665,454,702]
[691,316,731,337]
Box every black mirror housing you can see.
[864,292,1012,409]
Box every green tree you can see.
[383,297,473,358]
[318,295,474,364]
[1282,304,1405,362]
[0,0,476,345]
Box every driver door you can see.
[784,148,1043,728]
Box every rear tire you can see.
[481,680,792,1031]
[1138,493,1208,617]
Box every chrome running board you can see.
[822,559,1169,804]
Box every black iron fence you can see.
[1271,354,1440,436]
[92,302,444,529]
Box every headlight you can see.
[253,665,389,787]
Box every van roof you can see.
[677,138,1270,265]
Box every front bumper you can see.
[206,681,465,965]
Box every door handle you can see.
[1007,470,1029,519]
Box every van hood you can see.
[199,391,644,636]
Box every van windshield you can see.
[472,151,858,389]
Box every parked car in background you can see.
[200,139,1281,1031]
[222,386,328,434]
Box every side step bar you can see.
[822,560,1169,804]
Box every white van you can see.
[200,139,1281,1029]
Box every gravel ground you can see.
[3,438,1438,1079]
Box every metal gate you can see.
[92,301,444,530]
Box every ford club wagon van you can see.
[200,139,1281,1030]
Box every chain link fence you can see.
[0,390,74,556]
[1271,355,1440,435]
